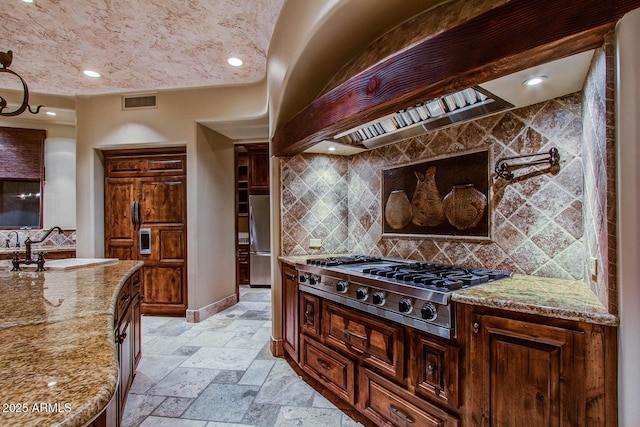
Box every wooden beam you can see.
[273,0,640,157]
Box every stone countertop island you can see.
[0,260,143,427]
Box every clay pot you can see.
[385,190,412,230]
[442,184,487,230]
[411,166,445,227]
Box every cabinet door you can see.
[116,305,133,414]
[300,292,321,338]
[283,265,299,362]
[248,151,269,194]
[410,331,460,409]
[104,178,137,260]
[470,313,585,427]
[131,272,142,371]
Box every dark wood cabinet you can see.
[248,150,270,194]
[468,311,586,427]
[110,269,142,427]
[104,148,187,316]
[282,264,299,362]
[300,292,321,338]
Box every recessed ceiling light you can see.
[523,76,547,87]
[46,111,56,116]
[21,0,34,3]
[83,70,101,78]
[227,57,243,67]
[328,147,337,152]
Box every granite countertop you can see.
[0,260,143,427]
[279,254,617,327]
[0,246,76,255]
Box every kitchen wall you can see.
[281,91,591,281]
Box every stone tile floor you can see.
[122,286,366,426]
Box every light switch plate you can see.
[309,238,322,248]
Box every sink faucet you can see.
[11,226,64,272]
[5,231,19,249]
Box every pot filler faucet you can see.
[11,226,64,272]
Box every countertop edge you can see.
[451,293,619,326]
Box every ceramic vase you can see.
[411,166,445,227]
[442,184,487,230]
[385,190,412,230]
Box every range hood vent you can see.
[333,87,512,150]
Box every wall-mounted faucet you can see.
[11,226,64,272]
[5,231,20,249]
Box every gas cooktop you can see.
[298,255,512,339]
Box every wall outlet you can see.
[590,256,598,281]
[309,238,322,248]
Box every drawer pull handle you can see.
[389,405,413,424]
[427,364,437,375]
[316,359,331,370]
[473,322,480,334]
[285,273,296,280]
[342,328,367,341]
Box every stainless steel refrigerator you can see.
[249,194,271,287]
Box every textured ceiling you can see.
[2,0,285,96]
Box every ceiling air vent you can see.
[122,94,157,110]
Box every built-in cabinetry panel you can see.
[104,148,187,316]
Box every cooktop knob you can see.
[372,291,386,306]
[355,287,368,301]
[399,297,413,314]
[421,303,438,321]
[299,274,307,283]
[308,275,318,285]
[336,280,349,293]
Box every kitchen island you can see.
[0,260,143,427]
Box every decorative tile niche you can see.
[348,93,585,280]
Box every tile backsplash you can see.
[0,229,76,252]
[281,92,589,281]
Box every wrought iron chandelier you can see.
[0,50,43,117]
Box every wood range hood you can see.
[273,0,640,157]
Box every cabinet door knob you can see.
[473,322,480,334]
[427,364,437,375]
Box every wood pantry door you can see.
[104,149,187,316]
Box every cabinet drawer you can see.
[131,271,141,296]
[322,301,404,380]
[410,331,460,409]
[300,335,355,404]
[300,293,321,337]
[359,368,459,427]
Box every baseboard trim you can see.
[186,293,238,323]
[270,337,284,357]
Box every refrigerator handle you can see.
[136,200,141,227]
[249,202,257,247]
[130,201,137,228]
